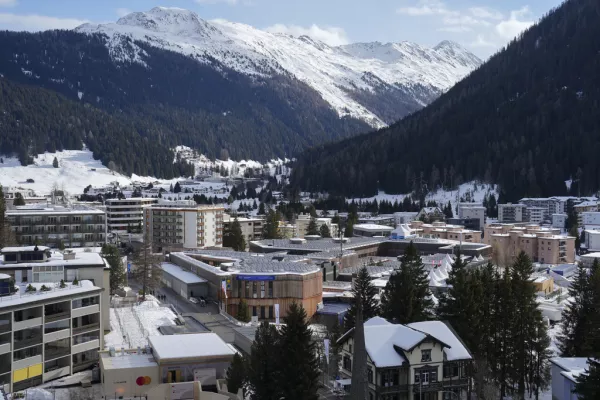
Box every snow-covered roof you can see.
[364,322,424,367]
[407,321,472,361]
[1,246,50,253]
[0,280,100,309]
[0,249,104,268]
[149,333,235,362]
[551,357,589,382]
[353,224,395,232]
[101,352,159,370]
[6,204,104,216]
[161,262,207,284]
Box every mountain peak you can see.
[115,7,205,32]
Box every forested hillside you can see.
[291,0,600,201]
[0,78,193,178]
[0,30,368,169]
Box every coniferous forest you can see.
[291,0,600,201]
[0,30,369,177]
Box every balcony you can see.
[72,358,97,373]
[14,335,42,351]
[412,381,443,392]
[13,317,42,332]
[71,304,100,319]
[442,377,469,388]
[72,322,100,335]
[378,384,409,394]
[45,311,70,323]
[45,345,71,361]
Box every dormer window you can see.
[421,349,432,362]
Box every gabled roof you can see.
[339,317,465,368]
[407,321,472,361]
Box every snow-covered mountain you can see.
[76,6,481,127]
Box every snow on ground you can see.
[104,297,176,349]
[0,149,175,196]
[349,182,498,212]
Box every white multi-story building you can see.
[525,207,547,224]
[0,281,103,392]
[457,203,485,229]
[144,200,224,251]
[6,204,106,248]
[551,214,568,230]
[295,214,339,238]
[498,203,526,223]
[580,212,600,229]
[105,198,158,233]
[393,212,419,225]
[574,201,599,226]
[223,215,263,246]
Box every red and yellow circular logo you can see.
[136,376,152,386]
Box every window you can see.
[367,367,373,384]
[260,306,266,319]
[343,355,352,371]
[260,281,265,298]
[252,306,257,317]
[252,282,257,298]
[245,281,250,298]
[238,280,243,297]
[268,281,273,298]
[3,254,16,262]
[421,349,432,362]
[72,296,99,309]
[443,364,459,378]
[269,306,273,319]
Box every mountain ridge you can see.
[76,6,481,127]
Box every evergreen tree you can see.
[444,201,453,219]
[258,202,266,215]
[52,157,59,168]
[173,182,181,193]
[344,219,355,238]
[319,224,331,238]
[102,244,126,295]
[558,262,595,356]
[236,299,251,323]
[13,193,25,206]
[278,303,320,400]
[307,217,319,236]
[574,263,600,398]
[224,217,246,251]
[0,186,16,249]
[247,322,281,400]
[380,242,434,323]
[509,252,551,399]
[262,210,282,239]
[437,252,481,352]
[226,353,246,395]
[131,233,163,301]
[344,266,380,330]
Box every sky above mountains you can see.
[0,0,562,58]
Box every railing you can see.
[72,322,100,335]
[72,359,97,372]
[45,311,70,323]
[0,324,10,334]
[44,346,70,360]
[412,381,443,392]
[378,384,409,394]
[13,336,42,350]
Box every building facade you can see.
[6,205,106,248]
[296,214,339,238]
[498,203,526,223]
[525,207,546,224]
[105,198,158,233]
[484,224,575,265]
[580,212,600,229]
[457,203,485,230]
[0,279,103,392]
[223,215,263,246]
[338,317,472,400]
[144,200,224,252]
[410,221,482,243]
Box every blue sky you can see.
[0,0,563,58]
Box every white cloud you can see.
[468,7,503,21]
[470,34,496,48]
[116,8,132,18]
[0,13,89,31]
[266,23,350,46]
[496,7,534,39]
[443,14,491,27]
[195,0,239,4]
[397,0,455,17]
[0,0,17,7]
[437,26,472,33]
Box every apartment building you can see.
[0,277,103,392]
[294,214,339,238]
[169,250,323,321]
[393,212,419,225]
[410,221,482,243]
[0,247,110,329]
[498,203,527,223]
[484,224,575,265]
[457,203,485,230]
[574,201,599,226]
[144,200,224,252]
[358,215,397,228]
[338,317,472,400]
[6,205,106,248]
[105,198,158,233]
[525,207,547,225]
[223,214,263,246]
[552,214,567,230]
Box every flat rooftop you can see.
[354,224,395,231]
[101,352,158,370]
[0,280,100,308]
[149,333,235,362]
[161,262,207,284]
[250,236,386,252]
[0,249,105,269]
[6,204,104,215]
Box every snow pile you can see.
[75,7,481,127]
[104,298,177,349]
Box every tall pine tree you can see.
[224,217,246,251]
[381,242,434,323]
[226,352,246,395]
[278,303,320,400]
[344,266,380,330]
[307,217,319,236]
[246,322,281,400]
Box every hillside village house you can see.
[338,317,472,400]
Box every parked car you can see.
[189,297,199,304]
